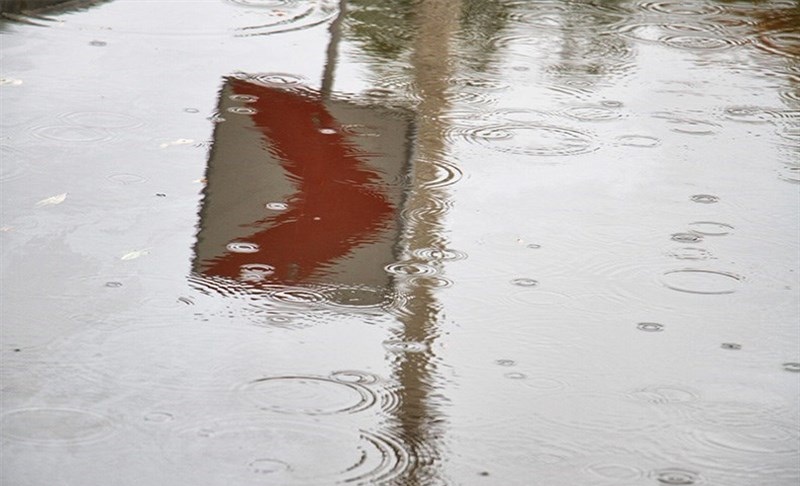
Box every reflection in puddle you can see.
[1,0,798,484]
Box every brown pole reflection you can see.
[386,0,462,483]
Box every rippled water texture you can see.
[1,0,798,485]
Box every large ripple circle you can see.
[239,376,376,414]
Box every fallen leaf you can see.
[120,249,150,261]
[35,193,68,207]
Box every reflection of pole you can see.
[321,0,347,99]
[391,0,462,484]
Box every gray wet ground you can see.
[1,0,799,485]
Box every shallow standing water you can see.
[1,0,798,484]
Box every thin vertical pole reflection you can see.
[321,0,347,99]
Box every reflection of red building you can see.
[192,76,412,290]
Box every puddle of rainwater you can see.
[1,1,798,485]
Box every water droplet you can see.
[662,34,743,51]
[723,105,776,124]
[420,161,464,189]
[637,322,664,332]
[229,94,258,103]
[671,232,703,243]
[412,247,468,262]
[104,281,123,288]
[629,385,699,404]
[637,1,724,15]
[495,359,516,367]
[265,202,288,210]
[616,134,661,147]
[464,124,597,157]
[318,128,337,135]
[184,108,199,113]
[562,105,622,121]
[239,263,275,282]
[783,362,800,372]
[62,111,143,130]
[1,408,115,445]
[269,288,326,305]
[144,411,174,423]
[511,278,538,287]
[321,286,393,309]
[527,243,541,249]
[364,88,394,99]
[34,125,111,143]
[251,72,305,87]
[226,242,260,253]
[688,222,733,236]
[227,106,257,115]
[408,275,454,289]
[668,247,714,261]
[155,193,167,197]
[652,467,700,485]
[585,462,643,481]
[654,113,720,135]
[661,269,743,294]
[691,194,719,204]
[504,372,527,380]
[383,340,429,353]
[208,112,226,123]
[249,458,289,475]
[384,262,438,276]
[239,376,376,415]
[330,370,380,385]
[107,173,147,185]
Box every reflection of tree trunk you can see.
[390,0,462,484]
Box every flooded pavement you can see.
[1,0,798,484]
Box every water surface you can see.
[1,0,798,484]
